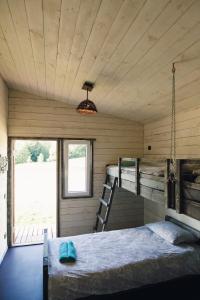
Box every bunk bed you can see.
[93,158,168,232]
[177,159,200,220]
[106,158,140,194]
[139,159,165,203]
[106,157,166,203]
[43,217,200,300]
[106,157,200,220]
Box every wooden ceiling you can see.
[0,0,200,123]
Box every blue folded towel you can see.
[59,241,77,263]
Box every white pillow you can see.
[146,221,198,245]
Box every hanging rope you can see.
[169,63,176,182]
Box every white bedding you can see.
[107,165,164,177]
[48,226,200,300]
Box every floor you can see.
[14,223,56,245]
[0,245,43,300]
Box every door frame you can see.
[8,137,60,246]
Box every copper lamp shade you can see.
[77,99,97,114]
[77,81,97,115]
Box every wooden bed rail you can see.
[43,228,48,300]
[113,158,184,212]
[118,157,140,195]
[167,158,200,221]
[175,159,200,221]
[165,216,200,239]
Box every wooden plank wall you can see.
[144,105,200,224]
[0,76,8,263]
[8,90,144,236]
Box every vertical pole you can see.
[165,159,170,209]
[118,157,122,188]
[176,159,182,213]
[135,158,140,195]
[43,228,48,300]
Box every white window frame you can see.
[62,139,93,198]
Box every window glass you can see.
[68,144,87,193]
[62,140,93,198]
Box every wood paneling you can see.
[0,0,199,122]
[8,90,144,236]
[144,105,200,159]
[144,105,200,224]
[0,76,8,263]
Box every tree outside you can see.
[69,144,86,159]
[15,141,52,164]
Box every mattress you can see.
[48,226,200,300]
[107,165,164,179]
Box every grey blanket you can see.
[48,226,200,300]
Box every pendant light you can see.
[77,81,97,115]
[169,62,176,182]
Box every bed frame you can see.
[43,217,200,300]
[139,158,166,204]
[107,157,140,195]
[176,159,200,220]
[107,157,171,206]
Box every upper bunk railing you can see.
[107,157,174,206]
[118,157,140,195]
[107,157,200,222]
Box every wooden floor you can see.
[13,223,56,245]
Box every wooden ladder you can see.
[94,175,118,232]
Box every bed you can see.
[176,159,200,220]
[139,159,165,204]
[106,158,166,204]
[43,217,200,300]
[106,158,140,195]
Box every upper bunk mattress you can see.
[48,225,200,300]
[107,164,164,179]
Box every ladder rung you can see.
[103,183,112,190]
[99,198,109,207]
[97,214,106,224]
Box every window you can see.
[62,140,93,198]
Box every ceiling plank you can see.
[0,0,32,91]
[0,26,19,88]
[69,0,140,101]
[8,0,38,92]
[61,0,102,100]
[54,0,81,99]
[98,0,200,119]
[124,39,200,120]
[121,22,200,118]
[91,0,194,111]
[0,0,199,123]
[25,0,47,97]
[43,0,62,98]
[133,44,200,109]
[88,0,173,104]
